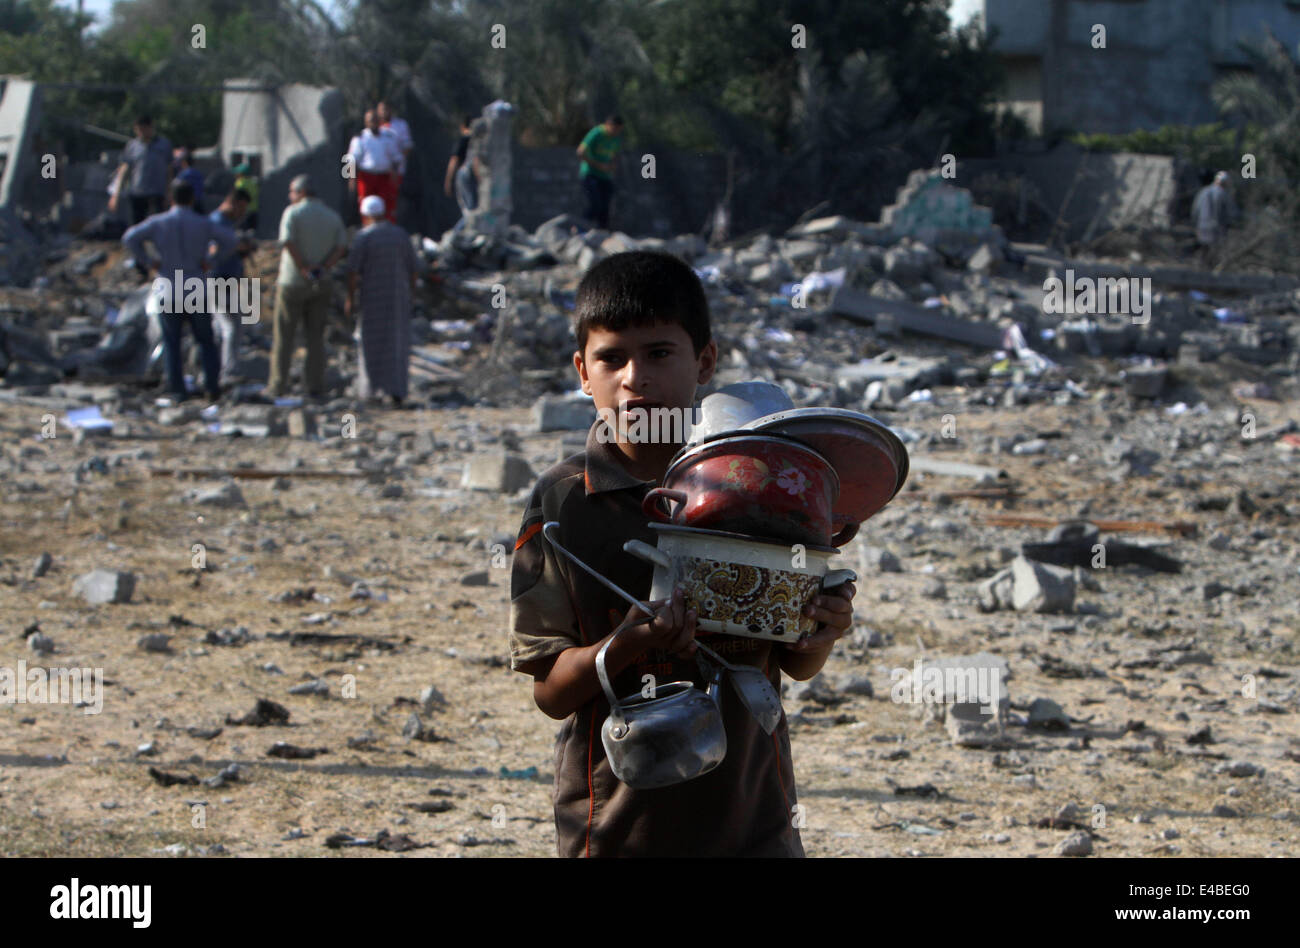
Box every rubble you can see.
[72,569,136,605]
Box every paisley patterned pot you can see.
[624,524,857,644]
[644,433,852,546]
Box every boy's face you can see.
[574,321,716,431]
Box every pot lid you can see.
[739,408,909,525]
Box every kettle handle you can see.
[623,538,673,569]
[595,610,658,716]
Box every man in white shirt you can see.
[347,109,401,223]
[377,100,413,177]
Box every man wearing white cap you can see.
[1192,170,1237,263]
[345,195,418,406]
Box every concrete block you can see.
[533,396,596,432]
[73,569,136,604]
[1123,364,1167,398]
[1010,555,1075,613]
[462,450,535,493]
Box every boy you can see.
[508,251,857,857]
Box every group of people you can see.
[111,105,633,408]
[120,170,416,408]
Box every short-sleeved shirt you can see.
[509,418,805,858]
[276,198,347,287]
[579,125,622,181]
[234,175,259,212]
[121,135,173,197]
[349,128,403,174]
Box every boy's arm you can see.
[520,588,694,721]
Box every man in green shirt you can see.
[267,174,349,399]
[576,114,624,230]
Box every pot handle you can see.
[830,521,860,547]
[642,487,688,523]
[822,568,858,591]
[623,538,672,569]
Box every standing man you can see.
[174,148,206,211]
[1192,170,1237,264]
[209,188,254,387]
[377,100,413,214]
[345,195,418,407]
[576,114,624,230]
[267,175,349,400]
[122,179,237,403]
[445,114,479,231]
[109,116,173,226]
[348,110,401,223]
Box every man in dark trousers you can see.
[576,114,624,230]
[123,179,238,403]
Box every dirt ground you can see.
[1,397,1298,858]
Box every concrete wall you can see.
[220,81,347,238]
[0,77,42,210]
[980,0,1300,134]
[959,145,1180,243]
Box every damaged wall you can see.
[219,81,347,238]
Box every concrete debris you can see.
[72,569,136,605]
[461,450,534,493]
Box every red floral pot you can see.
[643,434,856,546]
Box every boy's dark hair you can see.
[171,179,194,206]
[574,251,710,356]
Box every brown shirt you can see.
[509,419,805,858]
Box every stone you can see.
[27,633,54,655]
[288,679,330,697]
[1054,832,1093,857]
[921,576,947,600]
[1124,365,1167,399]
[419,685,448,713]
[378,483,403,499]
[186,482,247,509]
[1215,760,1262,778]
[461,451,535,493]
[137,633,173,653]
[1211,804,1239,818]
[978,568,1015,612]
[1012,439,1048,456]
[1010,556,1075,613]
[157,405,200,426]
[31,552,52,578]
[861,546,902,573]
[73,569,136,604]
[459,570,492,586]
[967,243,1000,274]
[533,396,597,432]
[839,675,874,697]
[1027,697,1070,730]
[401,712,424,739]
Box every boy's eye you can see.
[651,349,670,358]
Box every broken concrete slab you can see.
[461,450,535,493]
[73,569,137,605]
[909,457,1007,481]
[832,287,1006,348]
[1010,555,1076,613]
[184,482,248,508]
[533,395,596,432]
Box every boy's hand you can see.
[621,586,697,658]
[787,581,856,653]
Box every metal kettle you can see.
[595,628,728,790]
